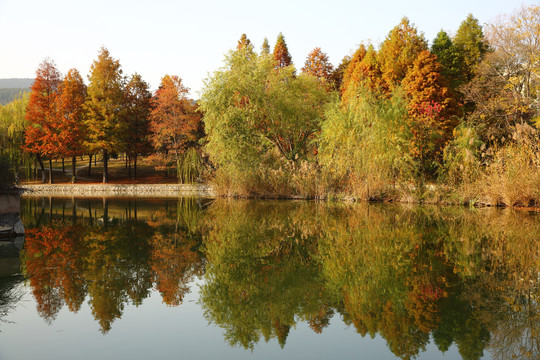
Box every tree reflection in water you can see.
[19,197,538,359]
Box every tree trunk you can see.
[102,149,109,183]
[36,154,46,183]
[133,155,138,180]
[72,156,77,183]
[88,154,93,176]
[128,154,131,178]
[103,197,109,230]
[48,158,54,184]
[62,158,65,174]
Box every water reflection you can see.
[21,197,207,333]
[17,198,540,359]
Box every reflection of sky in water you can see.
[0,279,466,360]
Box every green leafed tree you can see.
[200,42,331,196]
[453,14,489,83]
[431,30,464,90]
[84,47,125,183]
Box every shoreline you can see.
[20,183,217,198]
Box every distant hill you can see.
[0,78,34,89]
[0,79,33,105]
[0,89,29,105]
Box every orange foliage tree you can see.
[23,225,87,322]
[273,32,293,69]
[378,18,428,92]
[149,75,201,182]
[301,47,334,86]
[23,59,62,183]
[340,44,366,95]
[56,69,87,183]
[402,50,458,173]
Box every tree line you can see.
[201,5,539,205]
[1,5,538,205]
[3,47,203,184]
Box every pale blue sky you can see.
[0,0,535,97]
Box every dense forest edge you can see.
[0,5,539,207]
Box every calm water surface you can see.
[0,197,538,360]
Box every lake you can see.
[0,197,538,360]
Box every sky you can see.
[0,0,536,98]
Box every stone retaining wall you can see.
[20,184,217,198]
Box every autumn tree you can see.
[340,44,366,95]
[378,17,428,91]
[149,75,201,183]
[329,55,350,93]
[24,58,62,183]
[273,32,293,69]
[84,47,125,183]
[403,50,457,174]
[453,14,489,83]
[237,33,253,51]
[56,69,87,182]
[261,37,270,55]
[122,73,152,179]
[460,5,539,142]
[301,47,334,86]
[341,45,386,103]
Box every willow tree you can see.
[84,47,125,183]
[201,42,331,196]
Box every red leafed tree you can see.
[24,58,62,183]
[149,75,201,183]
[273,33,293,69]
[302,47,334,86]
[56,68,87,183]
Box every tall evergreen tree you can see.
[84,47,125,183]
[431,30,463,90]
[453,14,489,82]
[273,33,293,69]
